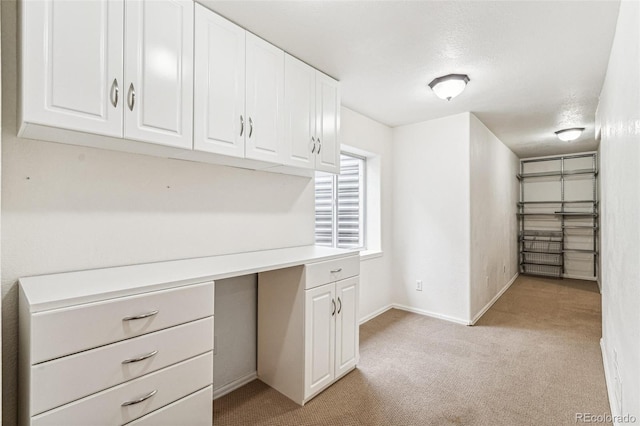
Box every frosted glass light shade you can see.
[555,128,585,142]
[428,74,470,101]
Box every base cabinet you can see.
[258,255,359,405]
[19,281,214,426]
[304,283,336,398]
[334,278,359,379]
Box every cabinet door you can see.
[283,55,316,169]
[21,0,124,137]
[315,73,341,173]
[194,5,246,157]
[304,283,335,399]
[245,33,285,163]
[124,0,194,149]
[335,277,359,379]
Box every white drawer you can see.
[304,255,359,289]
[31,352,213,426]
[128,386,212,426]
[30,317,213,416]
[30,281,213,363]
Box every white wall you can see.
[392,113,471,324]
[469,114,519,321]
[0,2,313,423]
[213,275,257,396]
[339,107,394,322]
[597,0,640,422]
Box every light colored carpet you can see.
[214,276,611,425]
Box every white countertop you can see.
[19,245,358,313]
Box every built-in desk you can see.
[18,245,359,425]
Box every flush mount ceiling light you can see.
[428,74,470,101]
[555,127,585,142]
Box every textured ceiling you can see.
[200,1,620,158]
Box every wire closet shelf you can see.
[517,153,599,279]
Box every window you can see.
[315,153,366,249]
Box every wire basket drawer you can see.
[522,252,563,266]
[522,264,562,278]
[522,239,562,254]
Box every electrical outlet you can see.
[416,280,423,291]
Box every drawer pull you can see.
[330,268,342,273]
[337,297,342,314]
[121,389,157,407]
[122,350,159,364]
[122,310,159,321]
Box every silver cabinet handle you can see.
[122,350,158,364]
[110,79,119,108]
[122,389,157,407]
[240,115,244,136]
[330,268,342,273]
[122,310,158,321]
[127,83,135,111]
[332,299,336,316]
[311,136,316,153]
[337,297,342,314]
[249,117,253,138]
[317,138,322,154]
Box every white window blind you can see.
[315,153,365,249]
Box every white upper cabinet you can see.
[193,4,246,158]
[194,11,289,165]
[21,0,124,138]
[21,0,193,149]
[245,33,286,164]
[315,73,341,173]
[284,55,317,169]
[284,55,341,173]
[124,0,194,149]
[21,1,339,175]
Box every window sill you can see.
[359,249,383,261]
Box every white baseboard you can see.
[470,273,519,325]
[359,304,394,324]
[600,338,621,426]
[213,371,257,400]
[392,304,470,326]
[359,303,470,326]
